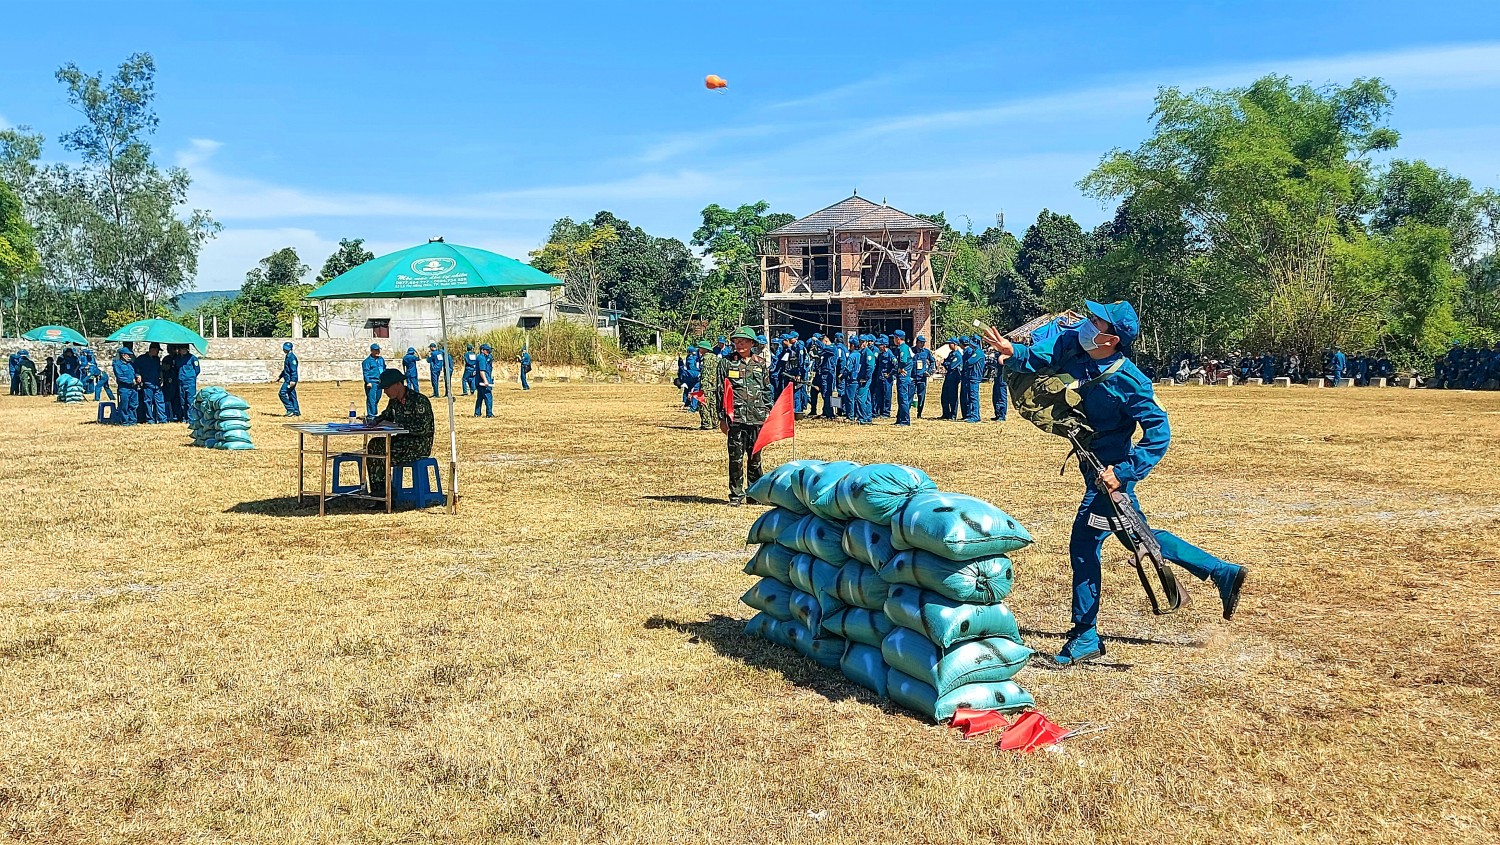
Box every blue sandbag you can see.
[745,612,772,639]
[886,668,1036,721]
[834,464,937,525]
[762,617,797,650]
[217,420,252,432]
[215,408,251,422]
[834,561,890,611]
[881,627,1032,697]
[743,543,797,585]
[788,553,841,599]
[741,577,795,622]
[884,584,1021,648]
[216,396,250,411]
[891,491,1034,561]
[797,460,862,519]
[217,441,254,451]
[809,556,844,615]
[788,588,827,634]
[217,430,253,443]
[879,549,1014,604]
[822,606,893,648]
[840,642,888,696]
[784,621,844,668]
[746,460,820,512]
[747,508,803,545]
[784,515,851,565]
[842,519,898,569]
[203,438,220,449]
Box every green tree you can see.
[582,211,701,348]
[1082,75,1399,358]
[231,247,311,336]
[0,178,39,335]
[1372,160,1478,256]
[530,218,619,365]
[1004,210,1086,327]
[316,237,376,283]
[690,201,795,327]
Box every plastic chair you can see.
[394,457,444,508]
[330,453,366,494]
[97,402,117,424]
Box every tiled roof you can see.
[770,196,939,236]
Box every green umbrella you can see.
[22,325,88,345]
[306,238,563,513]
[107,319,210,354]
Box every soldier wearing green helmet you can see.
[721,327,773,505]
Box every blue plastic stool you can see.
[97,401,117,424]
[394,457,444,508]
[330,453,366,494]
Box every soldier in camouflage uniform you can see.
[366,369,436,494]
[721,326,773,506]
[696,340,720,430]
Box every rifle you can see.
[1063,429,1187,615]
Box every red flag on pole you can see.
[753,385,796,454]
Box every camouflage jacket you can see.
[722,353,772,426]
[700,353,722,426]
[377,387,436,457]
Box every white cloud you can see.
[191,227,338,289]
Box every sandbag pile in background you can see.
[187,387,254,450]
[741,460,1039,721]
[54,373,85,403]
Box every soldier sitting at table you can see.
[366,368,435,495]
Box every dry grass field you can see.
[1,379,1497,844]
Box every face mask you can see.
[1076,319,1103,351]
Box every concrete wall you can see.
[320,291,559,352]
[81,338,366,385]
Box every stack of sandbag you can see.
[54,373,85,403]
[740,461,1039,721]
[187,387,254,450]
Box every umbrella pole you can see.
[440,295,459,514]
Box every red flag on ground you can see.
[722,378,734,422]
[950,708,1008,739]
[998,711,1069,753]
[752,385,795,454]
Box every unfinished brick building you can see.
[760,195,944,341]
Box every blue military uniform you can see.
[134,345,166,423]
[462,345,479,395]
[518,350,532,390]
[855,336,877,424]
[177,348,199,418]
[911,337,934,418]
[1330,348,1347,385]
[279,342,301,416]
[1259,353,1276,383]
[817,337,839,419]
[361,345,386,417]
[474,343,494,417]
[6,351,18,395]
[1001,299,1245,664]
[962,338,984,422]
[403,347,421,393]
[940,341,962,419]
[991,349,1008,421]
[892,330,914,426]
[872,337,891,417]
[112,348,139,426]
[683,350,702,411]
[428,344,451,396]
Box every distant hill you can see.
[171,290,238,313]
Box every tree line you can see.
[3,58,1495,369]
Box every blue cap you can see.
[282,342,293,351]
[118,347,131,356]
[789,331,799,339]
[429,343,437,348]
[946,338,957,345]
[466,344,474,350]
[917,335,926,342]
[370,343,381,351]
[756,334,767,344]
[878,335,889,344]
[480,343,492,351]
[717,336,726,344]
[407,347,416,354]
[894,330,906,338]
[1085,299,1140,351]
[834,332,844,339]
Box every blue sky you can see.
[3,1,1499,291]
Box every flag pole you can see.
[440,294,458,514]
